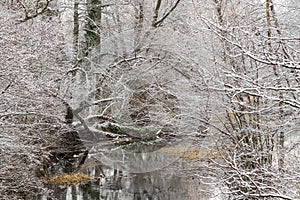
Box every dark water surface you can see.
[47,166,210,200]
[43,131,217,200]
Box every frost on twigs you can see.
[0,2,67,199]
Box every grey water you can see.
[42,131,219,200]
[47,166,207,200]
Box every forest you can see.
[0,0,299,199]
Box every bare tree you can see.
[57,0,212,173]
[0,3,67,199]
[195,0,300,199]
[1,0,298,199]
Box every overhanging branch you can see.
[152,0,181,27]
[18,0,52,22]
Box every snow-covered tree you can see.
[194,0,300,198]
[0,2,67,198]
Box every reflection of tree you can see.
[2,0,299,198]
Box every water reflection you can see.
[44,130,213,200]
[49,164,207,200]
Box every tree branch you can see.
[18,0,52,23]
[1,82,12,94]
[152,0,181,27]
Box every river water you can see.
[43,134,220,200]
[47,167,210,200]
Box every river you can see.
[42,133,221,200]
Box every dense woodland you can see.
[0,0,299,199]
